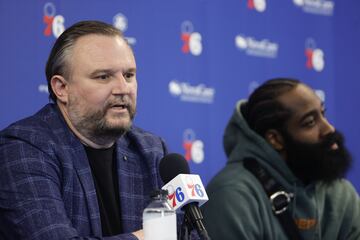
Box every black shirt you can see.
[84,145,123,236]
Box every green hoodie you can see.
[202,100,360,240]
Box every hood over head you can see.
[223,100,297,183]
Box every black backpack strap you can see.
[243,158,304,240]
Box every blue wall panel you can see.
[0,0,358,192]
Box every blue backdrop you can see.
[1,0,359,192]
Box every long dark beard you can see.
[283,130,352,184]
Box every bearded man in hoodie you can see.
[202,78,360,240]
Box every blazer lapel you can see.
[50,105,102,235]
[71,143,102,235]
[116,134,156,232]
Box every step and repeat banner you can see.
[0,0,359,192]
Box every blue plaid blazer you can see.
[0,104,167,239]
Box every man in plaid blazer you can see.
[0,20,167,239]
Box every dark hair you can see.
[243,78,300,137]
[45,20,127,102]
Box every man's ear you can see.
[50,75,69,104]
[264,129,285,151]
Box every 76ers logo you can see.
[181,21,203,56]
[167,185,185,208]
[183,129,205,164]
[166,177,205,208]
[305,38,325,72]
[186,176,205,198]
[43,2,65,38]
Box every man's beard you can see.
[68,95,136,142]
[282,130,352,184]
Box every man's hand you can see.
[132,229,144,240]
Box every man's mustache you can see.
[321,131,344,149]
[106,96,133,111]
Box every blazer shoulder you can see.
[0,104,73,151]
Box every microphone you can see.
[159,153,210,240]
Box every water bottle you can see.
[143,189,177,240]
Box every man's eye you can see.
[303,119,315,127]
[96,74,110,80]
[124,72,134,79]
[124,72,135,82]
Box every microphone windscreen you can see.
[159,153,190,184]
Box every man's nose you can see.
[321,117,335,137]
[112,74,130,95]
